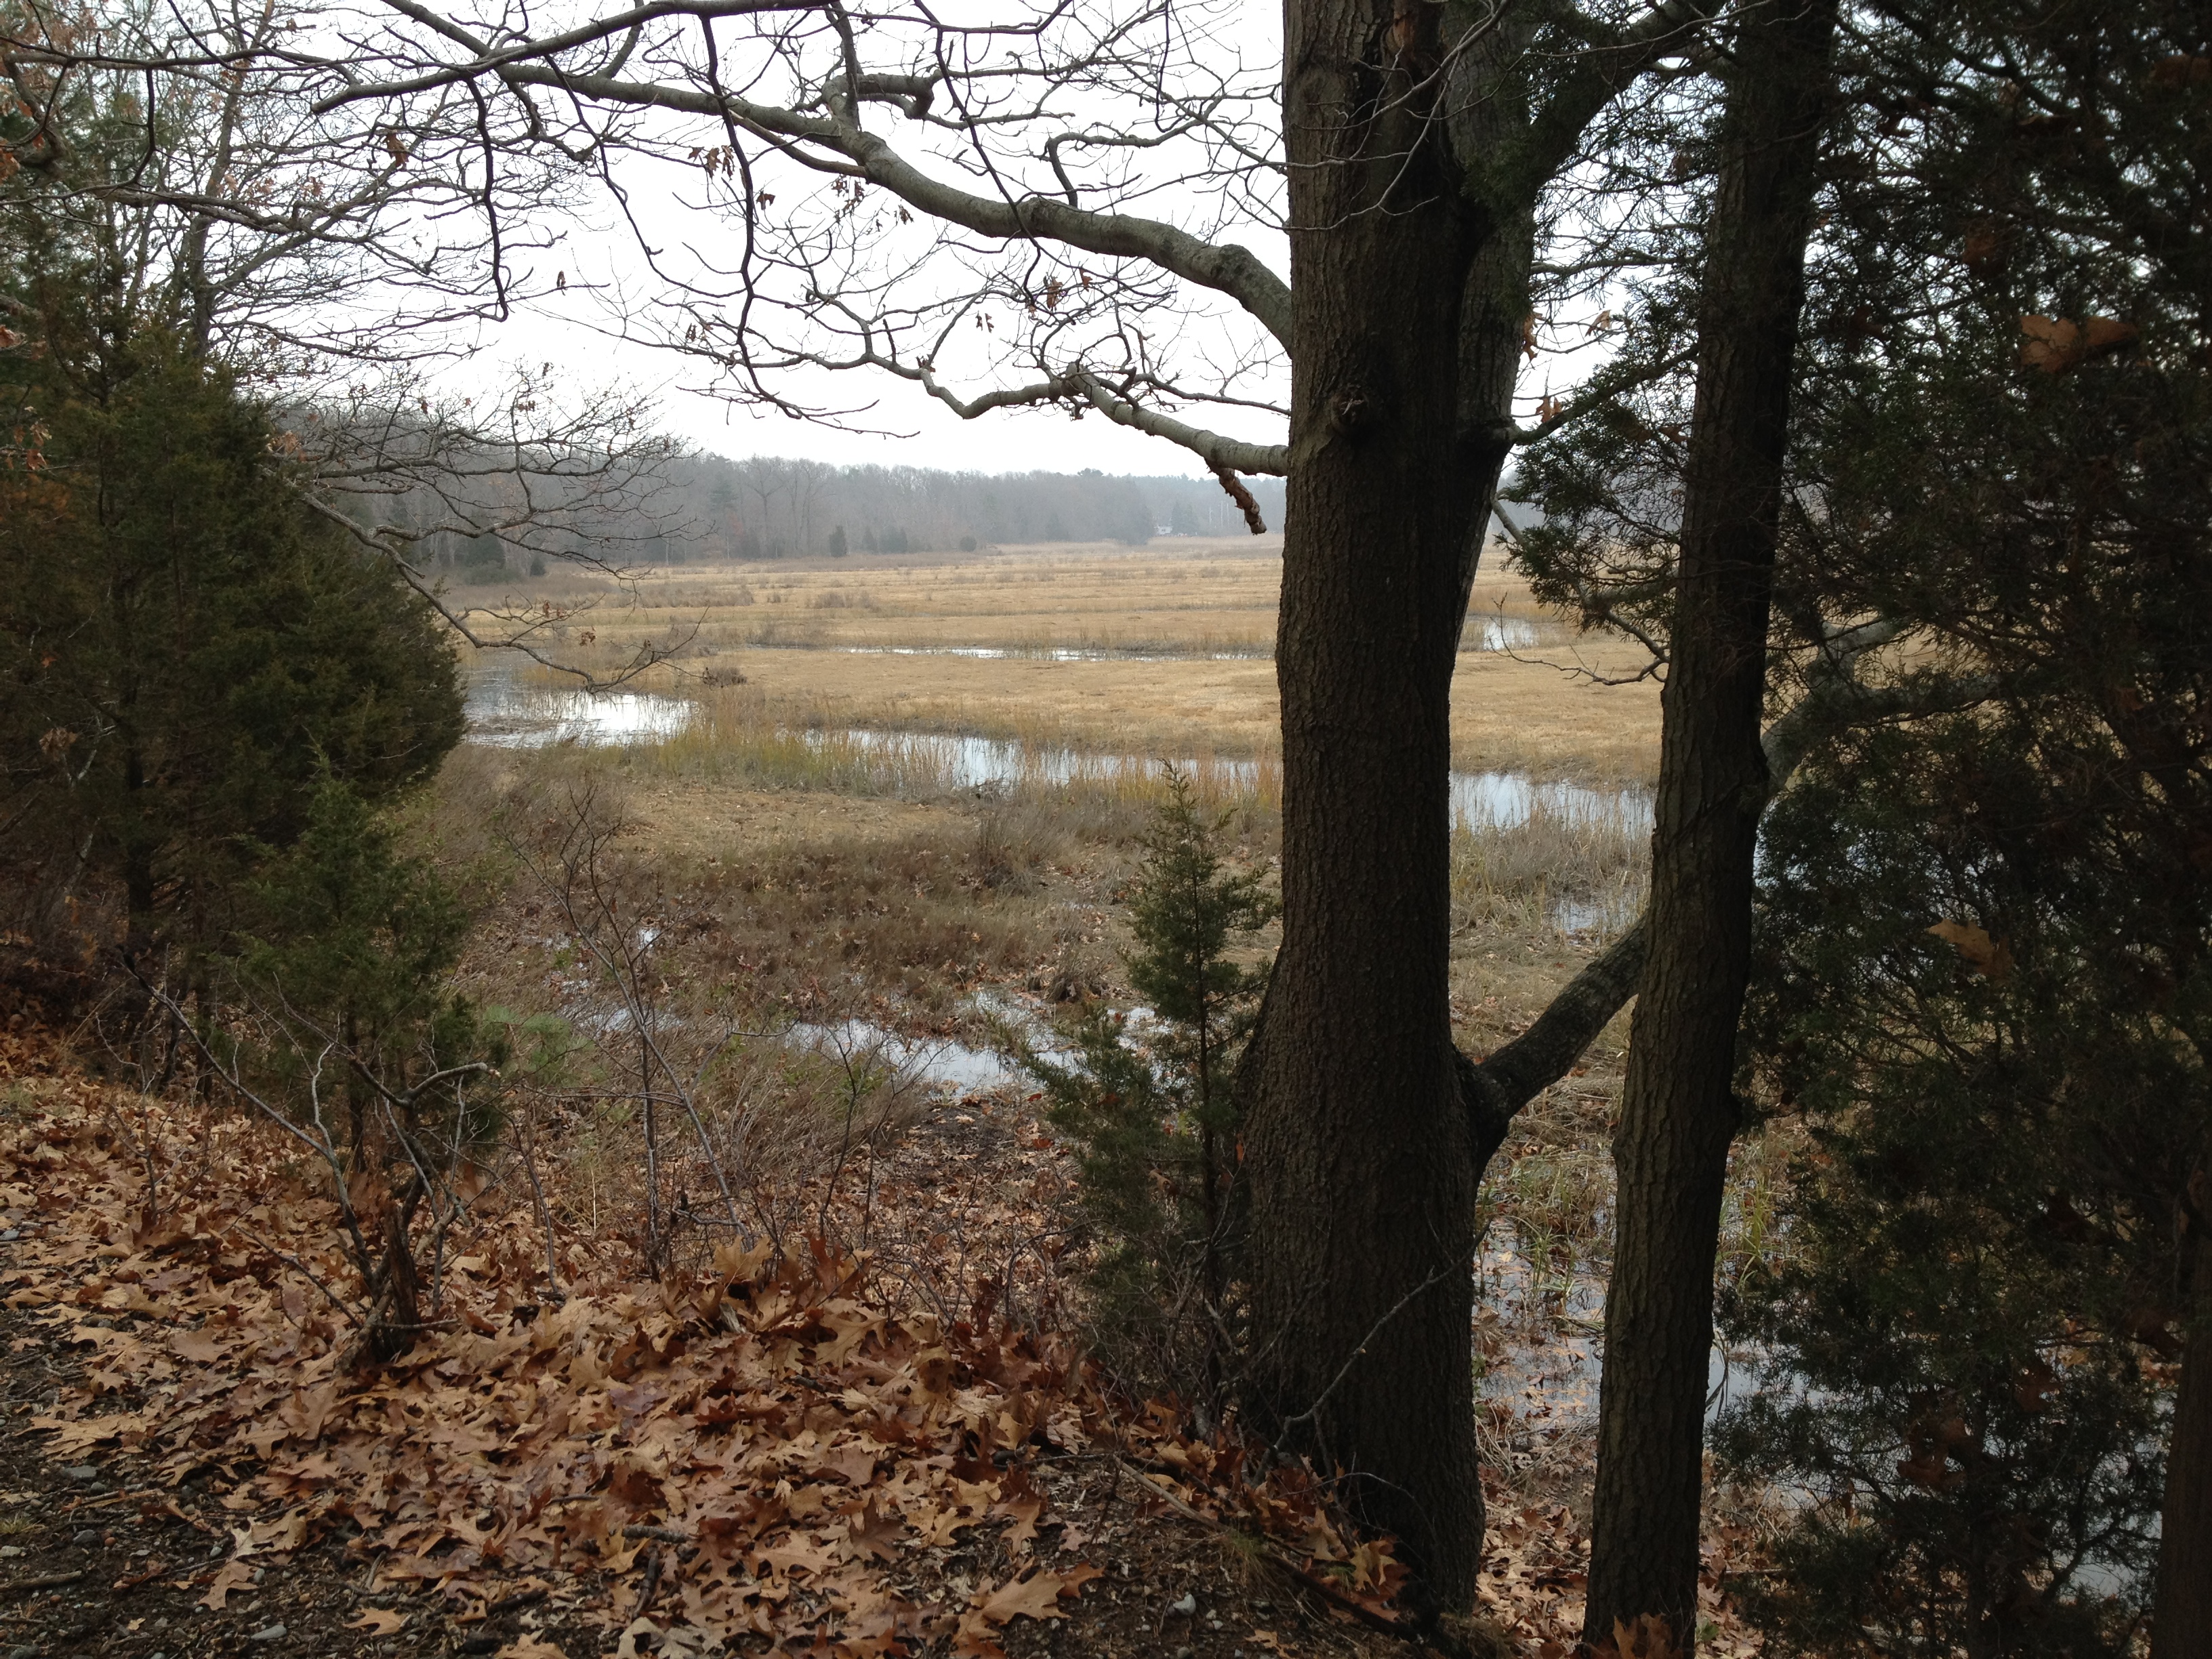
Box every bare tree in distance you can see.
[0,0,696,686]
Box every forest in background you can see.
[361,452,1290,575]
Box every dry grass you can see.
[426,538,1688,1525]
[464,539,1662,785]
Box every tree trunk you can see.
[1240,0,1497,1608]
[1582,4,1837,1649]
[2154,1164,2211,1659]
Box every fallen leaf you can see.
[171,1328,227,1365]
[493,1639,569,1659]
[1600,1616,1683,1659]
[198,1558,257,1611]
[997,1493,1043,1554]
[846,1499,903,1563]
[974,1567,1090,1626]
[346,1608,409,1634]
[950,1611,1008,1659]
[249,1510,311,1554]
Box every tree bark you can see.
[1239,0,1496,1609]
[2154,1163,2211,1659]
[1582,3,1837,1648]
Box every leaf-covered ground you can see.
[0,1028,1766,1658]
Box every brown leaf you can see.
[1897,1448,1964,1492]
[826,1442,878,1486]
[493,1639,569,1659]
[1961,224,2007,277]
[2020,313,2137,373]
[249,1509,312,1554]
[197,1558,256,1611]
[846,1499,903,1563]
[998,1494,1042,1555]
[2145,55,2212,87]
[2081,316,2139,357]
[346,1608,409,1634]
[1928,920,2015,979]
[169,1328,227,1364]
[913,1347,956,1395]
[951,1611,1008,1659]
[974,1567,1088,1626]
[1608,1614,1683,1659]
[2020,314,2083,373]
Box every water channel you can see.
[464,666,1652,835]
[741,614,1544,661]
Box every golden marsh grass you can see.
[472,537,1662,785]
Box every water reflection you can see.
[462,667,1653,834]
[785,1019,1012,1094]
[819,727,1651,834]
[747,615,1541,660]
[464,668,691,748]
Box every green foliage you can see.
[1016,769,1275,1403]
[230,781,488,1109]
[1702,9,2212,1649]
[457,531,510,586]
[0,335,463,951]
[1124,771,1277,1131]
[1721,722,2189,1656]
[225,779,518,1357]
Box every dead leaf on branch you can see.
[2145,54,2212,87]
[2019,313,2138,373]
[1928,919,2015,979]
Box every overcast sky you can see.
[388,0,1606,480]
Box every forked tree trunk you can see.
[2153,1166,2211,1658]
[1240,0,1498,1608]
[1582,3,1837,1648]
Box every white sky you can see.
[388,0,1610,480]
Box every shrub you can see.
[1013,768,1275,1410]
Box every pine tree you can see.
[1017,769,1275,1408]
[0,335,463,962]
[1711,3,2212,1648]
[229,781,511,1361]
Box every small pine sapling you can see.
[228,782,510,1361]
[1017,767,1275,1410]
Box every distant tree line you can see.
[676,456,1285,562]
[341,455,1285,576]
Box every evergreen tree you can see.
[1712,3,2212,1650]
[228,781,509,1358]
[1721,721,2188,1657]
[1017,769,1274,1408]
[0,335,463,961]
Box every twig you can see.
[2,1569,86,1594]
